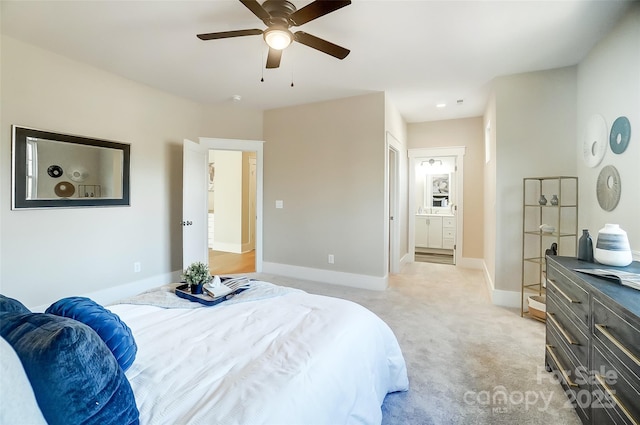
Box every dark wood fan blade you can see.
[290,0,351,26]
[197,29,263,40]
[266,48,283,68]
[294,31,350,59]
[240,0,271,23]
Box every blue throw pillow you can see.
[46,297,137,371]
[0,312,139,425]
[0,294,31,314]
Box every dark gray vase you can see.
[191,283,204,295]
[577,229,593,262]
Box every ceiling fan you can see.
[197,0,351,69]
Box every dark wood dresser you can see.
[545,256,640,425]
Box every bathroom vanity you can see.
[415,213,456,250]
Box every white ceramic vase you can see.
[594,224,632,267]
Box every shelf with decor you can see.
[521,176,578,321]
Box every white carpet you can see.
[245,262,582,425]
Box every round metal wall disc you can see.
[609,116,631,154]
[583,114,607,168]
[54,181,76,198]
[596,165,621,212]
[47,165,63,178]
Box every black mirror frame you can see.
[11,125,131,209]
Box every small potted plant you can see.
[181,262,213,295]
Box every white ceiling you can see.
[1,0,632,123]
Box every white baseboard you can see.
[30,271,182,312]
[490,288,521,308]
[481,261,520,308]
[262,262,388,291]
[212,241,242,253]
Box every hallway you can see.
[208,250,255,275]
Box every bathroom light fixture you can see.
[421,159,443,167]
[264,28,293,50]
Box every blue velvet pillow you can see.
[0,312,139,425]
[0,294,31,314]
[46,297,137,371]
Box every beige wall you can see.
[212,150,243,251]
[407,117,485,260]
[0,36,263,307]
[200,104,263,141]
[491,66,577,297]
[576,5,639,257]
[263,93,388,281]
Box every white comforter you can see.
[109,282,408,425]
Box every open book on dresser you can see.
[574,268,640,291]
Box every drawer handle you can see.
[545,344,578,387]
[547,279,580,304]
[547,313,579,345]
[594,374,639,425]
[595,324,640,367]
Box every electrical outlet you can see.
[328,254,334,264]
[134,262,141,273]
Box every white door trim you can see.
[386,132,402,275]
[408,146,466,266]
[199,137,264,272]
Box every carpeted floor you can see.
[246,262,582,425]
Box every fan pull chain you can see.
[290,57,294,87]
[260,44,265,82]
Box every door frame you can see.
[199,137,264,272]
[408,146,466,266]
[385,132,401,275]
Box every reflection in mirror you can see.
[12,126,130,209]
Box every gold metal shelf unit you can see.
[521,176,578,319]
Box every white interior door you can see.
[182,139,209,268]
[388,146,399,273]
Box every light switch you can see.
[275,200,284,209]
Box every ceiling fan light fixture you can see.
[264,28,293,50]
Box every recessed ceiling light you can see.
[436,103,446,108]
[232,95,242,102]
[457,99,464,105]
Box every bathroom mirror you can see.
[11,125,130,209]
[425,173,450,208]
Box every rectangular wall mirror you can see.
[11,125,130,209]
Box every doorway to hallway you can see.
[408,147,466,267]
[209,250,255,275]
[207,149,257,275]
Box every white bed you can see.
[108,281,409,425]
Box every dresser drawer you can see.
[443,229,455,239]
[592,342,640,425]
[443,217,455,228]
[591,400,638,425]
[546,264,589,326]
[546,326,590,422]
[546,295,589,367]
[593,296,640,379]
